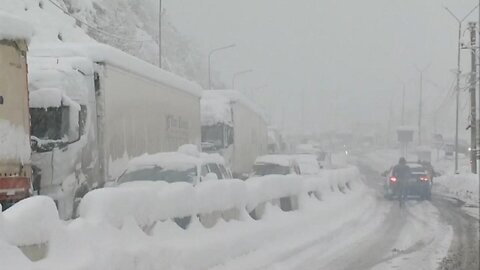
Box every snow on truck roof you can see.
[201,93,232,126]
[202,90,268,124]
[255,155,293,167]
[29,43,202,97]
[0,12,33,42]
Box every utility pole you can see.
[388,95,394,146]
[402,84,406,125]
[301,88,305,133]
[418,71,424,145]
[415,65,429,146]
[468,22,477,173]
[445,5,478,173]
[158,0,162,68]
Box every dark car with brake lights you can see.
[383,162,432,200]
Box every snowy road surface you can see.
[2,160,478,270]
[209,163,478,270]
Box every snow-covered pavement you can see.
[365,148,479,217]
[361,150,479,269]
[1,151,478,270]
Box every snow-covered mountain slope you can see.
[2,0,215,87]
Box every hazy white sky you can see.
[165,0,478,139]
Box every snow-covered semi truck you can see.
[201,90,268,178]
[28,44,202,218]
[0,14,33,209]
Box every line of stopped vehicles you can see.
[0,22,335,219]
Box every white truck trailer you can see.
[28,44,202,218]
[201,90,268,178]
[0,13,33,209]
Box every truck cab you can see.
[201,90,268,179]
[28,56,98,218]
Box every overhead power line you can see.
[46,0,156,43]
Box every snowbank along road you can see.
[0,155,478,269]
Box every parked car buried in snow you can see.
[293,154,321,176]
[251,155,301,177]
[116,152,205,186]
[113,150,235,228]
[200,152,233,180]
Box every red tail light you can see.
[389,176,397,183]
[420,176,429,181]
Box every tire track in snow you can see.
[209,186,381,270]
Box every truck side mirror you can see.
[31,137,39,150]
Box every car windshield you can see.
[253,163,290,176]
[118,166,197,184]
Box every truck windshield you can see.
[118,166,197,184]
[30,107,69,140]
[202,124,224,147]
[253,163,290,176]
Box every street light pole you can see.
[445,5,479,174]
[402,83,406,125]
[158,0,162,68]
[208,44,236,90]
[232,69,253,89]
[415,64,430,146]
